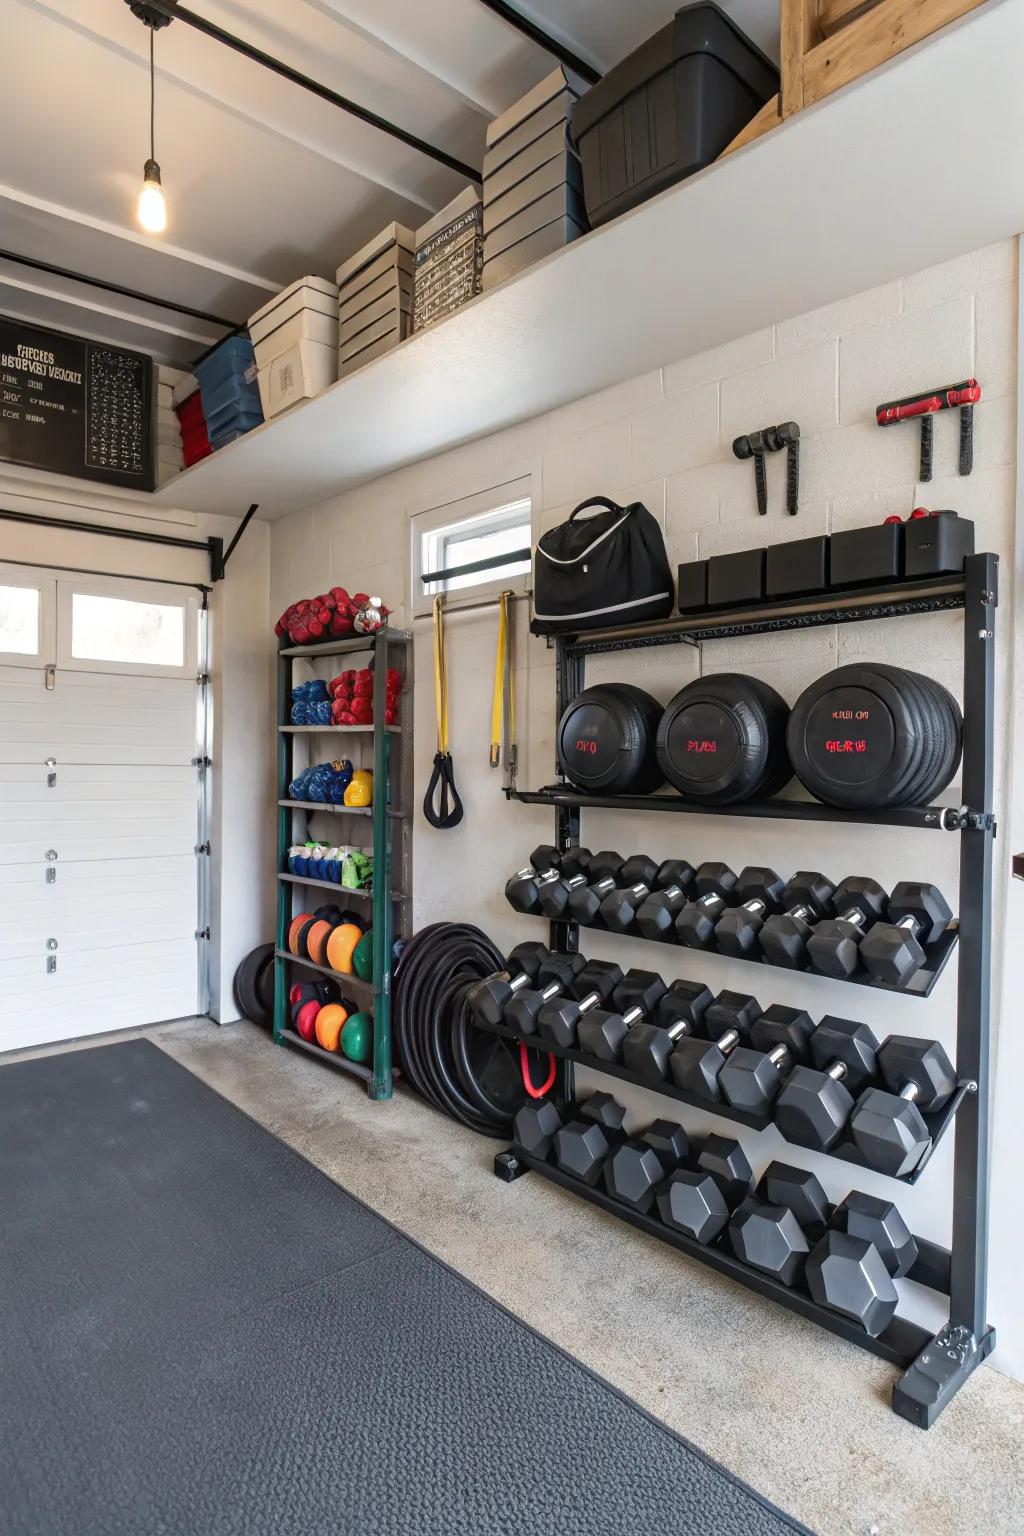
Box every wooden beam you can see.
[803,0,989,105]
[780,0,818,116]
[719,95,781,158]
[817,0,885,37]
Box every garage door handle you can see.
[46,937,57,975]
[46,757,56,788]
[45,664,55,691]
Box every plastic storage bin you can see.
[194,335,263,446]
[571,2,778,228]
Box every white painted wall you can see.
[0,466,274,1024]
[269,238,1021,1378]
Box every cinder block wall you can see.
[269,239,1021,1376]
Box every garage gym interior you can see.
[2,3,1024,1533]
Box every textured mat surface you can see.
[0,1040,811,1536]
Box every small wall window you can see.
[69,592,186,668]
[413,477,532,614]
[0,583,40,656]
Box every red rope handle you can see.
[520,1041,556,1099]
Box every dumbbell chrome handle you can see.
[837,905,873,928]
[766,1045,791,1070]
[898,1081,922,1105]
[822,1060,849,1084]
[664,1017,698,1044]
[712,1028,741,1053]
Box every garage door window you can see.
[0,584,40,655]
[70,592,185,668]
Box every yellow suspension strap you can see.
[423,595,464,829]
[490,590,517,788]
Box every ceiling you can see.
[0,0,779,367]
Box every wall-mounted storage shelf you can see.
[505,785,964,832]
[280,724,401,735]
[150,3,1020,521]
[497,1149,955,1371]
[495,552,997,1429]
[507,906,959,1000]
[474,1009,970,1186]
[273,627,412,1100]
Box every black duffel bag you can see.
[531,496,674,635]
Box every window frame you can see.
[410,475,533,618]
[0,564,56,669]
[55,576,199,678]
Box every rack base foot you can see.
[494,1148,531,1182]
[892,1323,996,1428]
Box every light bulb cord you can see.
[149,26,155,164]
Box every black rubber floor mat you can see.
[0,1041,813,1536]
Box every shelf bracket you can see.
[210,503,259,582]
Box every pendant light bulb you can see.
[137,158,166,233]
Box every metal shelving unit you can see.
[272,627,413,1100]
[494,556,998,1428]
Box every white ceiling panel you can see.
[0,0,779,364]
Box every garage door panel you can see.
[0,940,199,1052]
[0,814,195,863]
[0,871,195,945]
[0,589,201,1050]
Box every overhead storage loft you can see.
[142,0,1022,521]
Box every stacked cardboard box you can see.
[482,67,588,291]
[336,224,413,377]
[249,276,339,419]
[412,188,482,333]
[155,364,186,485]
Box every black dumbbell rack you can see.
[495,554,997,1427]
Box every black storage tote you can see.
[531,496,674,635]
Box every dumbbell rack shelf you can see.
[477,1012,970,1186]
[496,554,998,1427]
[500,1148,949,1371]
[505,908,958,999]
[273,626,413,1100]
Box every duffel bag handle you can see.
[567,495,626,522]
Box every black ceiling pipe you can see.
[473,0,601,84]
[133,0,482,183]
[0,248,240,332]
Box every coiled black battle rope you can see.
[393,923,513,1137]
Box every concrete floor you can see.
[9,1016,1024,1536]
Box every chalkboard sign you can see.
[0,316,154,491]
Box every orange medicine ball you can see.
[315,1002,349,1052]
[325,922,362,974]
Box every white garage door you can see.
[0,564,203,1053]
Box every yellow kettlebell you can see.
[344,769,373,807]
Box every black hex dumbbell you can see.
[669,991,761,1100]
[620,980,714,1082]
[577,970,668,1061]
[635,861,697,941]
[849,1034,957,1176]
[554,1092,627,1185]
[805,1232,898,1337]
[729,1161,830,1287]
[565,851,627,926]
[503,845,562,913]
[605,1120,690,1213]
[718,1004,815,1115]
[831,1190,918,1279]
[858,882,954,988]
[658,1134,753,1243]
[513,1099,563,1161]
[502,953,589,1034]
[600,857,691,934]
[465,942,560,1025]
[758,871,836,969]
[806,875,888,978]
[535,960,625,1047]
[535,847,597,918]
[773,1015,880,1151]
[714,866,786,956]
[674,862,738,948]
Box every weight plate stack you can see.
[556,684,663,794]
[655,674,792,805]
[787,664,963,809]
[233,942,275,1028]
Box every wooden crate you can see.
[722,0,989,156]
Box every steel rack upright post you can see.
[494,554,997,1427]
[272,626,412,1100]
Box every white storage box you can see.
[336,223,414,291]
[258,337,337,419]
[339,318,408,378]
[171,372,198,408]
[253,305,338,370]
[248,276,339,351]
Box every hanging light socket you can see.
[138,158,166,234]
[127,1,172,235]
